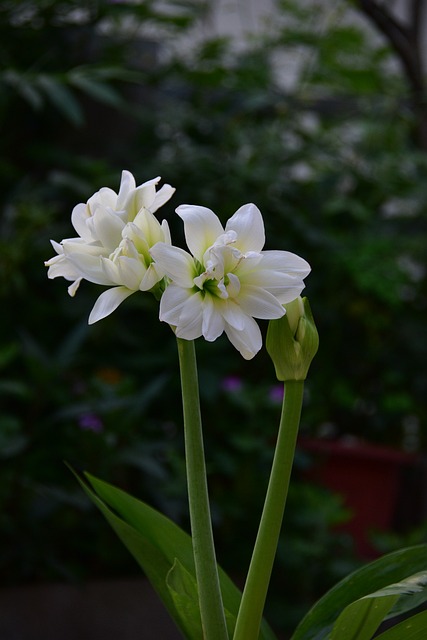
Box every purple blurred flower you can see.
[221,375,243,393]
[78,413,104,433]
[269,385,284,404]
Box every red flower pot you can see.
[299,437,419,558]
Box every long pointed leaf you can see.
[166,559,237,638]
[291,545,427,640]
[329,591,399,640]
[76,471,277,640]
[375,610,427,640]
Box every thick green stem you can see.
[177,337,229,640]
[233,381,304,640]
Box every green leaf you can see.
[1,70,43,109]
[75,471,277,640]
[166,559,237,638]
[166,559,203,638]
[375,610,427,639]
[69,74,124,108]
[330,571,427,639]
[329,590,398,640]
[291,545,427,640]
[36,74,84,126]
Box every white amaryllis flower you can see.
[150,203,310,359]
[45,171,175,324]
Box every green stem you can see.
[233,380,304,640]
[177,337,229,640]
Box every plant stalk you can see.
[233,380,304,640]
[177,337,229,640]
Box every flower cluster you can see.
[151,204,310,359]
[46,172,310,358]
[45,171,175,324]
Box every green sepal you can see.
[291,545,427,640]
[267,297,319,382]
[72,469,278,640]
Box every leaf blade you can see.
[77,471,278,640]
[291,545,427,640]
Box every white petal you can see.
[220,300,246,330]
[224,315,262,360]
[159,284,192,325]
[202,295,225,342]
[65,252,112,285]
[161,219,171,245]
[116,256,145,290]
[139,263,162,291]
[101,256,119,284]
[45,254,80,281]
[226,272,240,298]
[116,170,136,211]
[49,239,64,254]
[231,252,263,277]
[88,286,135,324]
[133,209,165,247]
[260,250,311,277]
[149,184,175,213]
[150,243,196,288]
[241,269,306,301]
[89,187,117,210]
[226,203,265,253]
[67,278,83,297]
[61,238,104,255]
[175,292,204,340]
[92,207,125,249]
[274,285,306,305]
[238,285,286,319]
[132,176,160,212]
[71,203,93,241]
[176,205,224,262]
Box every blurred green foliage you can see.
[1,0,426,634]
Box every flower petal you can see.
[133,209,166,247]
[174,292,204,340]
[67,278,83,297]
[92,207,125,249]
[260,250,311,277]
[238,285,286,319]
[161,219,171,246]
[88,286,135,324]
[132,177,160,213]
[225,203,265,253]
[139,263,162,291]
[65,252,113,285]
[176,205,224,261]
[220,300,247,331]
[71,203,93,242]
[149,184,175,213]
[224,315,262,360]
[88,187,117,211]
[45,254,81,281]
[159,284,192,325]
[241,268,306,302]
[116,256,145,290]
[150,243,196,288]
[202,295,225,342]
[116,170,136,211]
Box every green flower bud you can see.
[266,296,319,381]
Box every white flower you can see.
[150,203,310,359]
[45,171,175,324]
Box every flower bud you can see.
[266,296,319,381]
